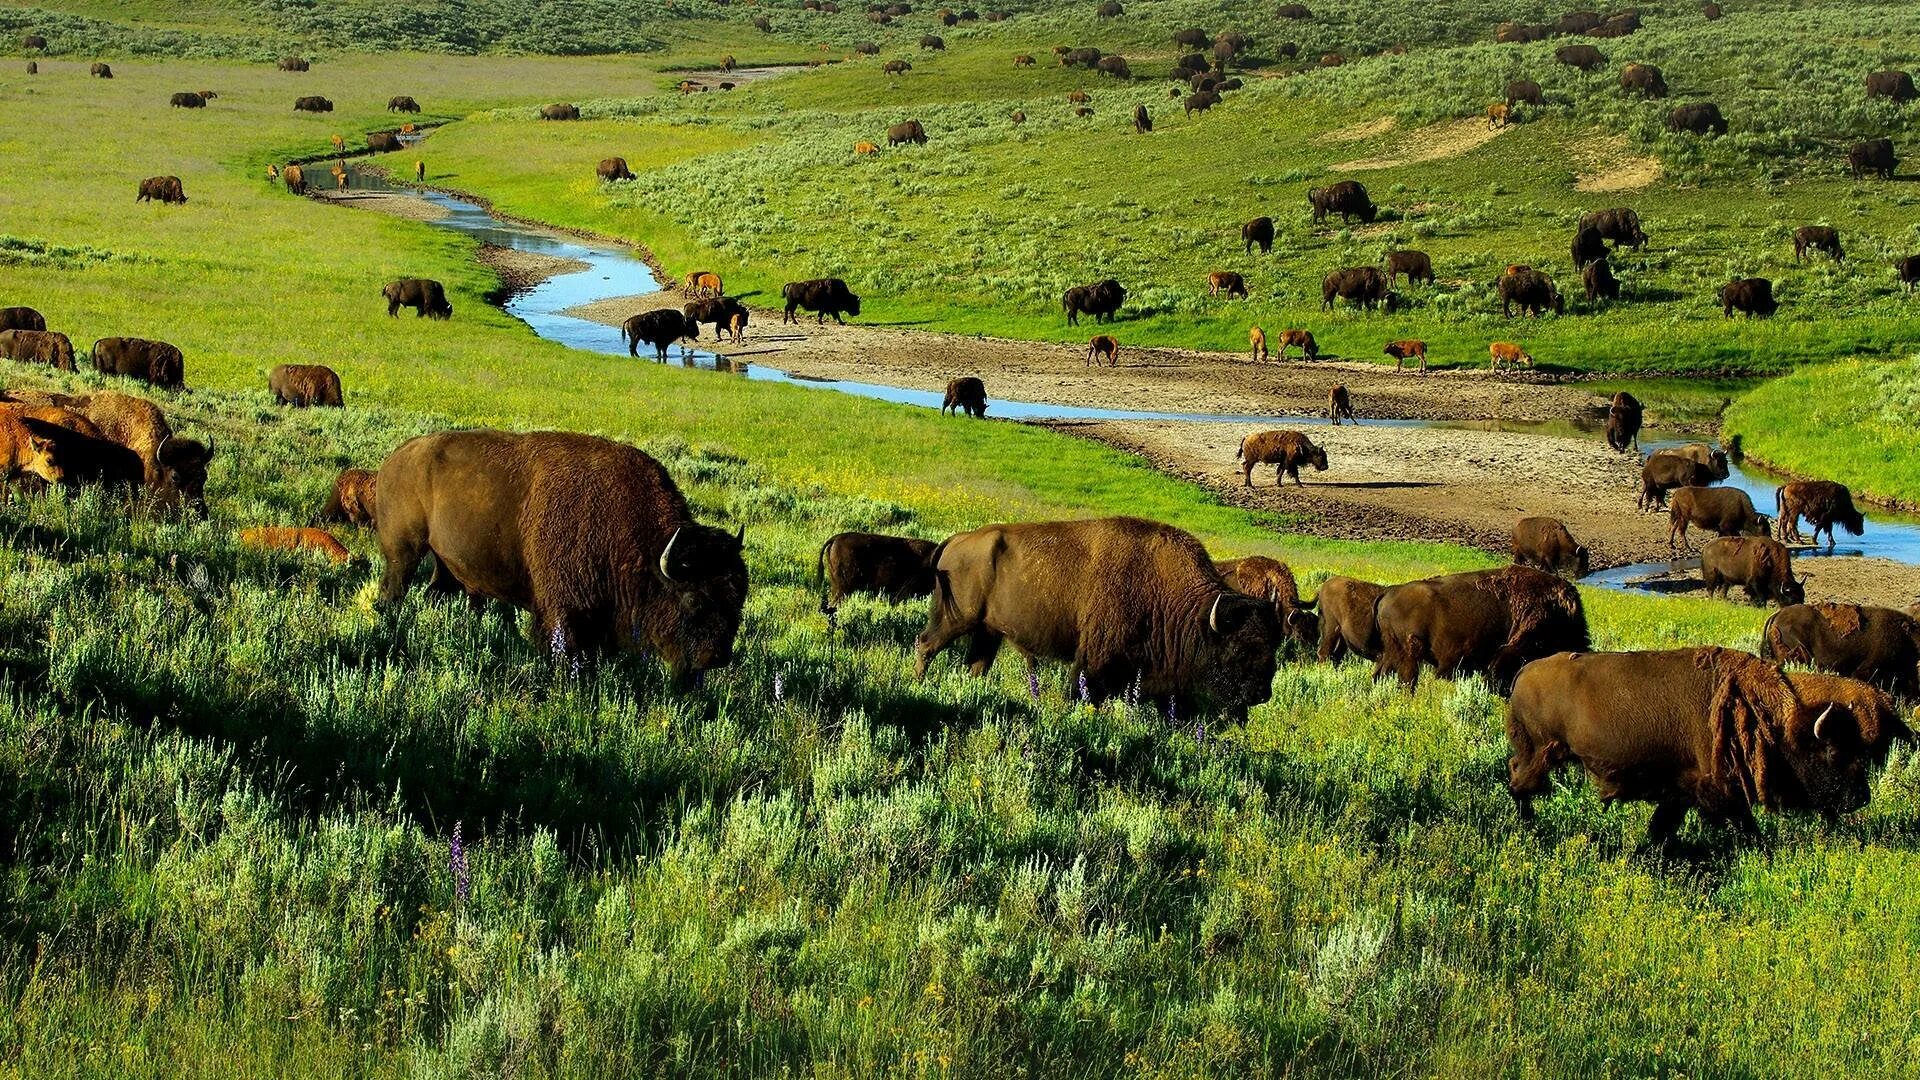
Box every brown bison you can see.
[0,307,46,332]
[1208,271,1248,298]
[1499,266,1562,316]
[240,526,352,564]
[1095,1,1122,16]
[0,408,66,491]
[1720,277,1776,317]
[1848,137,1896,179]
[170,92,207,109]
[1095,56,1131,79]
[388,95,421,113]
[1486,103,1511,129]
[1776,480,1865,550]
[1372,566,1589,691]
[1215,555,1320,649]
[283,164,308,195]
[1764,604,1920,699]
[367,131,404,153]
[1512,517,1590,577]
[1242,216,1275,254]
[1173,27,1209,47]
[682,297,748,340]
[1062,279,1126,325]
[1307,180,1376,224]
[24,62,34,76]
[1383,250,1433,286]
[914,517,1281,718]
[1238,429,1326,487]
[294,95,333,113]
[883,60,912,75]
[12,410,143,495]
[1582,257,1619,303]
[1661,441,1729,478]
[1086,334,1119,367]
[1606,390,1642,452]
[1793,225,1843,261]
[318,467,378,526]
[1322,266,1396,311]
[1897,254,1920,291]
[854,141,880,155]
[782,278,861,324]
[1014,54,1035,66]
[90,62,112,79]
[137,176,187,205]
[683,270,723,298]
[1702,536,1804,605]
[20,35,47,51]
[384,278,452,319]
[622,309,694,362]
[1316,576,1385,662]
[597,157,635,182]
[1668,486,1769,550]
[0,329,75,371]
[941,376,988,418]
[1619,62,1666,97]
[919,35,945,50]
[1505,79,1545,106]
[1571,225,1609,270]
[277,56,310,71]
[1249,326,1268,363]
[1639,452,1716,510]
[14,390,214,512]
[1555,44,1607,70]
[1488,341,1533,370]
[269,363,344,407]
[1668,102,1727,135]
[1132,103,1151,133]
[1579,206,1647,248]
[1507,647,1906,840]
[540,103,580,120]
[92,337,184,387]
[819,531,937,613]
[1184,90,1221,116]
[1327,385,1354,424]
[1866,70,1917,103]
[1384,338,1427,373]
[376,430,748,681]
[1701,1,1721,16]
[1275,328,1319,362]
[1556,10,1603,33]
[1276,3,1310,16]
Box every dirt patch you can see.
[479,244,589,296]
[1317,116,1396,144]
[662,65,811,91]
[313,190,449,221]
[1332,117,1507,171]
[1571,133,1664,193]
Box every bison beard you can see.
[374,430,748,683]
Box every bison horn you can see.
[1209,593,1226,633]
[659,527,685,581]
[1814,703,1836,741]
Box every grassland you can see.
[2,12,1920,1079]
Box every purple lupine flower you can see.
[1027,668,1041,700]
[549,624,568,657]
[1077,671,1090,704]
[1167,697,1177,726]
[773,668,786,703]
[450,821,470,903]
[1196,716,1207,746]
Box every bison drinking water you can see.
[384,278,452,319]
[819,531,937,613]
[1062,279,1126,325]
[915,517,1281,718]
[1512,517,1589,577]
[941,376,987,418]
[1372,565,1589,691]
[269,363,344,407]
[1238,429,1326,487]
[376,430,748,682]
[782,278,861,324]
[1776,480,1864,550]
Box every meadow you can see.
[3,5,1920,1077]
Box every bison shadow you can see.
[1310,480,1440,491]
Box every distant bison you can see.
[1720,277,1776,317]
[1702,536,1804,605]
[269,363,344,407]
[1776,480,1864,550]
[1701,1,1721,16]
[21,35,47,51]
[0,307,46,333]
[1488,341,1533,371]
[367,131,404,153]
[388,95,421,113]
[1384,338,1426,373]
[1096,1,1122,16]
[92,337,184,387]
[1606,390,1642,451]
[819,531,937,612]
[597,157,635,181]
[1216,555,1320,649]
[320,468,379,526]
[1505,79,1545,106]
[1668,102,1726,134]
[540,103,579,120]
[1085,334,1119,367]
[919,35,945,50]
[1307,179,1375,224]
[1184,90,1221,115]
[1208,270,1248,298]
[782,278,862,324]
[137,176,187,204]
[1096,56,1132,79]
[90,62,112,79]
[682,297,748,341]
[1322,266,1396,311]
[1583,257,1619,303]
[1014,54,1034,66]
[1132,103,1151,132]
[1763,603,1920,699]
[941,376,988,418]
[1062,278,1126,325]
[1512,516,1589,577]
[1848,137,1896,179]
[1866,70,1917,103]
[1578,206,1646,248]
[1555,10,1603,33]
[1317,575,1386,662]
[1384,249,1432,286]
[1372,565,1588,691]
[887,119,927,145]
[0,330,75,372]
[293,95,333,113]
[376,430,748,681]
[384,278,452,319]
[1898,254,1920,291]
[915,517,1281,718]
[170,92,207,108]
[1498,267,1562,316]
[1327,384,1354,424]
[1619,62,1666,96]
[1276,3,1311,16]
[883,59,912,75]
[1793,225,1842,261]
[1555,44,1607,71]
[277,56,310,71]
[1238,429,1326,487]
[1668,486,1769,550]
[621,309,694,362]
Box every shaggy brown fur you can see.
[1215,555,1319,648]
[92,337,184,387]
[1701,536,1803,606]
[818,532,937,613]
[1316,576,1385,662]
[319,468,379,526]
[1776,480,1865,550]
[269,364,344,407]
[0,329,75,371]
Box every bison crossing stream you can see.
[393,188,1920,587]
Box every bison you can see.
[384,278,452,319]
[92,337,184,387]
[1764,604,1920,699]
[90,62,112,79]
[1776,480,1865,550]
[1384,338,1426,374]
[1307,180,1376,224]
[1086,334,1119,367]
[14,412,143,495]
[240,527,352,564]
[1208,271,1248,298]
[1238,429,1326,487]
[269,363,344,407]
[1489,341,1533,371]
[1062,279,1126,325]
[294,95,334,113]
[887,119,928,145]
[1794,225,1843,262]
[1866,70,1917,103]
[1720,277,1776,317]
[1309,576,1379,662]
[1619,62,1667,97]
[683,297,749,341]
[12,389,214,512]
[1898,254,1920,292]
[597,157,635,182]
[170,92,207,109]
[782,278,861,324]
[883,59,912,75]
[1498,267,1562,316]
[137,176,187,205]
[1132,103,1151,132]
[1668,102,1727,135]
[819,532,937,613]
[367,131,404,153]
[1579,206,1646,248]
[1215,555,1319,649]
[941,376,988,418]
[1512,517,1590,577]
[920,35,945,50]
[1322,266,1395,311]
[1606,390,1642,452]
[1184,90,1221,116]
[1506,79,1545,106]
[621,309,694,362]
[914,517,1281,718]
[388,95,421,113]
[1507,647,1906,841]
[1275,328,1318,362]
[540,103,580,120]
[277,56,310,71]
[1383,250,1433,286]
[283,164,308,195]
[1096,56,1131,79]
[1583,257,1619,303]
[1372,565,1589,691]
[0,307,46,332]
[1571,225,1608,270]
[1668,486,1769,550]
[1249,326,1268,363]
[318,467,378,527]
[0,329,75,372]
[1702,535,1804,605]
[1555,44,1607,71]
[1848,137,1896,179]
[1639,452,1716,510]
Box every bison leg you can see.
[1645,799,1690,845]
[963,630,1004,677]
[913,604,975,680]
[376,531,429,607]
[1505,738,1564,821]
[388,299,401,317]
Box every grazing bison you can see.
[1606,390,1642,452]
[819,532,937,613]
[293,95,333,113]
[1208,271,1248,298]
[1512,517,1589,577]
[622,309,694,362]
[0,307,46,332]
[1215,555,1320,649]
[1486,103,1511,128]
[388,95,421,112]
[1132,103,1151,132]
[1721,277,1776,317]
[1898,254,1920,291]
[14,413,142,495]
[854,41,881,54]
[90,62,112,79]
[1372,566,1589,691]
[783,278,861,324]
[1506,79,1545,106]
[854,140,880,155]
[269,363,344,407]
[1867,70,1917,103]
[1668,102,1727,134]
[1383,249,1433,286]
[942,377,988,418]
[1062,279,1126,325]
[277,56,310,71]
[25,62,36,75]
[1507,647,1905,840]
[0,330,75,371]
[137,176,187,204]
[92,337,184,387]
[1086,334,1119,367]
[887,119,928,145]
[1555,44,1607,71]
[1096,56,1132,79]
[1275,328,1318,362]
[384,278,452,319]
[1776,480,1865,550]
[1583,257,1619,303]
[320,467,378,526]
[597,157,635,182]
[1764,604,1920,699]
[1061,47,1102,68]
[1668,486,1769,549]
[240,527,352,564]
[21,35,47,51]
[1702,536,1804,605]
[1848,137,1896,179]
[1639,450,1719,509]
[54,390,212,512]
[1498,267,1562,316]
[1307,180,1375,224]
[1317,575,1385,662]
[283,164,308,194]
[1571,225,1609,270]
[920,35,945,50]
[170,92,207,109]
[1174,27,1209,47]
[1249,326,1268,363]
[914,517,1281,718]
[1658,440,1728,478]
[1794,225,1843,261]
[1579,206,1647,248]
[1322,266,1396,311]
[1184,90,1221,116]
[1238,429,1326,487]
[1095,1,1122,16]
[1556,10,1603,33]
[1014,54,1034,66]
[1384,338,1427,373]
[1068,89,1091,104]
[540,103,580,120]
[682,297,748,340]
[1488,341,1533,371]
[683,270,723,298]
[883,59,912,75]
[1327,384,1354,424]
[1701,1,1721,15]
[376,430,748,681]
[1619,62,1667,97]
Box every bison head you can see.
[1193,592,1282,716]
[158,435,214,516]
[1572,544,1591,577]
[1306,445,1329,472]
[1777,677,1907,817]
[16,424,63,488]
[652,523,749,681]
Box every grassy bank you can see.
[1725,355,1920,507]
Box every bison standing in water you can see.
[1063,278,1126,325]
[1606,390,1642,451]
[385,278,452,318]
[782,278,861,324]
[1639,451,1717,510]
[1238,429,1326,487]
[1242,216,1274,254]
[915,517,1281,718]
[1776,480,1865,549]
[1512,517,1589,577]
[92,337,184,387]
[1372,565,1589,691]
[622,309,694,362]
[376,430,748,682]
[818,531,937,613]
[1721,277,1776,317]
[1307,180,1376,224]
[269,363,344,407]
[1702,535,1804,605]
[1507,647,1906,841]
[941,376,987,418]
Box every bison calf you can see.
[240,526,353,564]
[818,531,937,613]
[1238,429,1326,487]
[269,363,344,407]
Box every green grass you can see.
[1724,354,1920,506]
